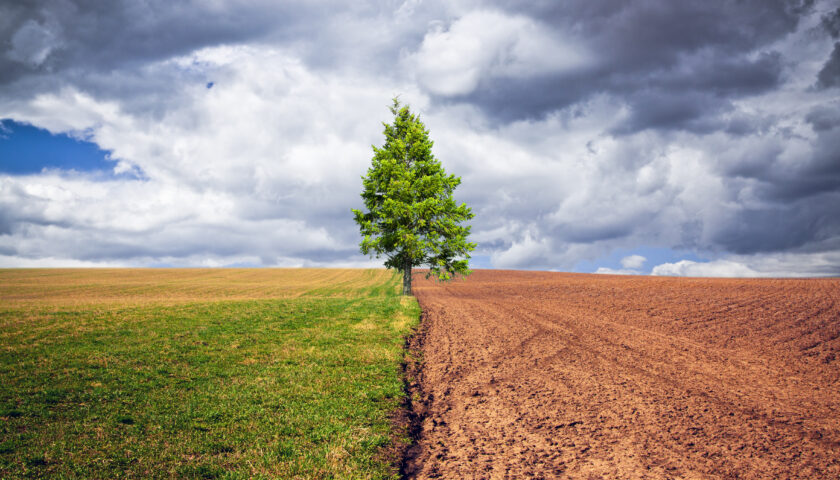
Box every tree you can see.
[352,98,476,295]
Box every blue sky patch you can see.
[470,254,493,269]
[0,119,118,176]
[574,246,707,274]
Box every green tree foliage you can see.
[352,98,476,295]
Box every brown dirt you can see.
[404,270,840,479]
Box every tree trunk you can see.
[402,258,413,296]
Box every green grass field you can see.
[0,269,419,479]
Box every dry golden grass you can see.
[0,268,396,307]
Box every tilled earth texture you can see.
[404,270,840,479]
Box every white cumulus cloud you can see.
[409,10,590,96]
[594,267,641,275]
[621,254,646,269]
[651,260,760,277]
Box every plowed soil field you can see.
[404,270,840,479]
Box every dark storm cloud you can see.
[462,49,786,131]
[0,1,432,80]
[510,0,811,65]
[558,221,636,244]
[817,9,840,90]
[817,42,840,88]
[822,7,840,37]
[712,197,840,254]
[429,0,809,131]
[0,209,11,235]
[722,105,840,203]
[805,104,840,131]
[0,1,308,82]
[609,91,728,135]
[0,1,299,119]
[700,98,840,257]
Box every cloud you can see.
[823,7,840,38]
[0,44,426,266]
[652,260,760,277]
[0,0,838,275]
[490,232,553,269]
[652,251,840,278]
[0,255,127,268]
[409,10,590,96]
[621,254,646,269]
[426,0,810,124]
[592,255,645,275]
[7,18,62,67]
[817,42,840,88]
[594,267,641,275]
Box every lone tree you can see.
[352,98,475,295]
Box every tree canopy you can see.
[352,98,475,295]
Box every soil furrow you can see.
[406,270,840,479]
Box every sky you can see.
[0,0,839,276]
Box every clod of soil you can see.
[404,270,840,479]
